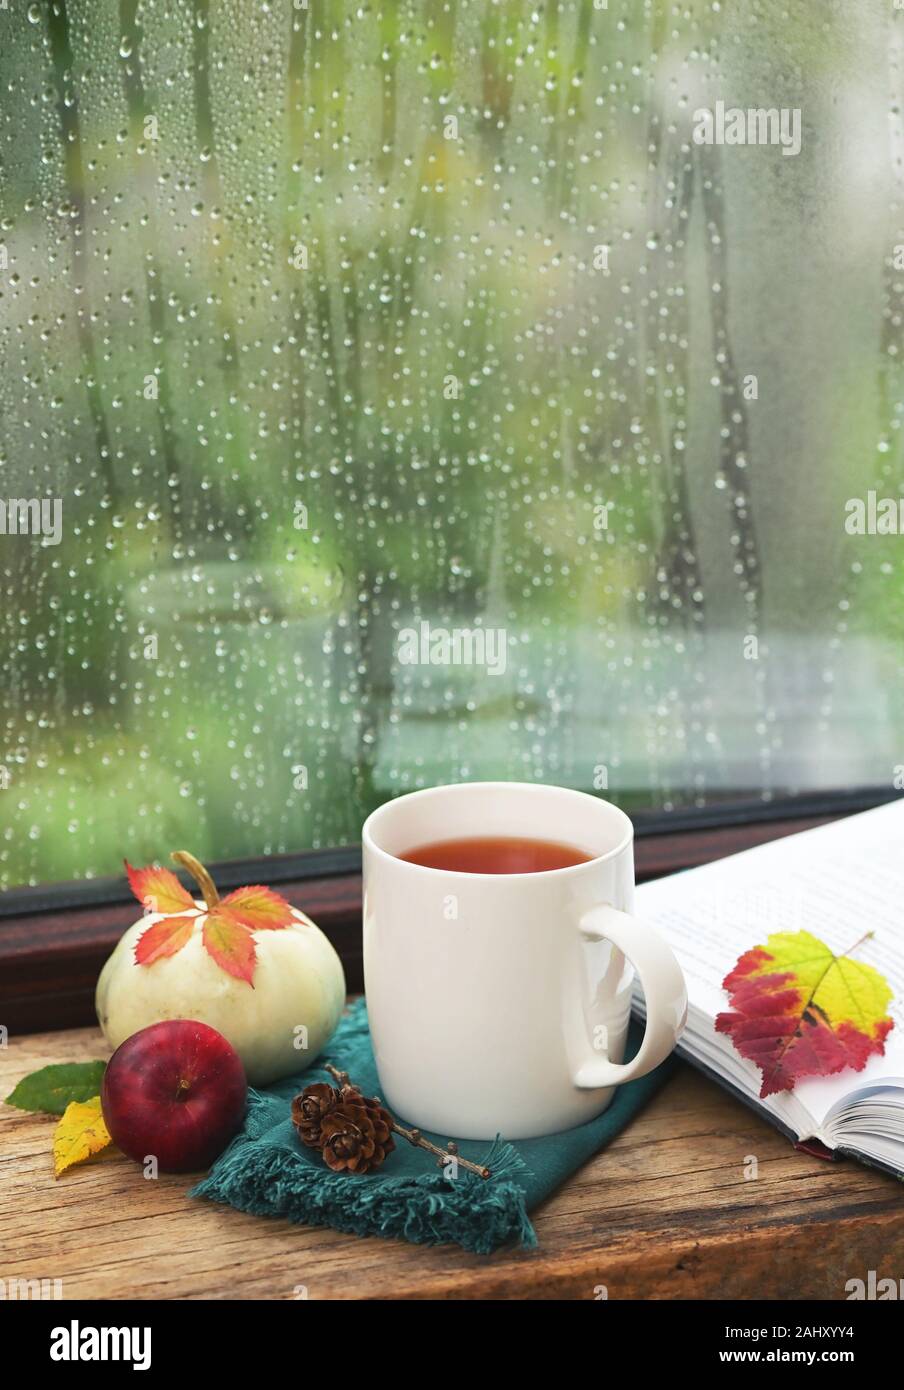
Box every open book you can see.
[634,800,904,1179]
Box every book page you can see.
[635,800,904,1126]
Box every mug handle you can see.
[572,904,688,1089]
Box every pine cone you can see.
[291,1082,339,1148]
[319,1088,396,1174]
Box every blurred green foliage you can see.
[0,0,901,887]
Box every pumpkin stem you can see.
[171,850,220,910]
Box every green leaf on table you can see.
[5,1060,108,1115]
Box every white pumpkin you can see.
[96,857,346,1086]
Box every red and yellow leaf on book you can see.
[715,929,894,1098]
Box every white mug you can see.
[362,782,687,1139]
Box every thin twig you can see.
[325,1063,491,1179]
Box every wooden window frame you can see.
[1,787,897,1035]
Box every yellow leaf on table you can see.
[53,1096,112,1177]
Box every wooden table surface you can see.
[2,1025,902,1300]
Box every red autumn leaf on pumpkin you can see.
[133,914,198,966]
[201,907,258,985]
[126,854,296,986]
[125,860,196,916]
[715,929,894,1098]
[220,884,297,931]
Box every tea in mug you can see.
[398,835,593,874]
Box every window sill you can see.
[4,790,892,1035]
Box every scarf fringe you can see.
[190,1119,537,1254]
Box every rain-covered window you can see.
[1,1,902,889]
